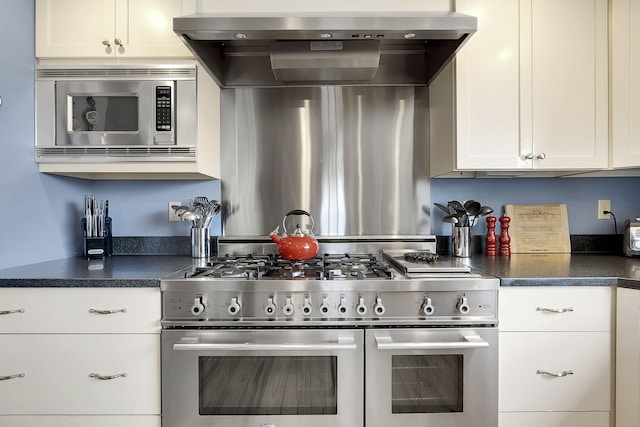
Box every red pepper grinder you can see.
[485,216,497,256]
[499,215,511,256]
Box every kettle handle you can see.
[283,210,315,235]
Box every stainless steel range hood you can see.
[173,12,476,87]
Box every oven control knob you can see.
[283,297,294,316]
[356,297,367,316]
[374,297,385,316]
[457,297,470,314]
[265,297,276,316]
[227,297,241,316]
[422,297,435,316]
[191,297,205,316]
[302,298,313,316]
[320,297,330,316]
[337,297,348,315]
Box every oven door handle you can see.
[374,333,489,350]
[173,335,357,351]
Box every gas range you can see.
[161,236,499,327]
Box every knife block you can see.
[82,217,112,259]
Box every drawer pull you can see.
[89,308,127,315]
[0,309,25,315]
[0,373,25,381]
[536,307,574,313]
[536,369,574,378]
[90,372,127,381]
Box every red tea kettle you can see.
[270,210,319,260]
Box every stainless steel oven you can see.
[161,237,499,427]
[162,328,364,427]
[365,327,498,427]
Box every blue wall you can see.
[1,1,639,269]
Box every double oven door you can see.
[161,327,497,427]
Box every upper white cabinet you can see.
[36,0,195,59]
[611,0,640,168]
[430,0,608,176]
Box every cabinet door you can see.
[0,416,160,427]
[454,0,524,170]
[500,411,610,427]
[36,0,116,58]
[616,287,640,427]
[0,334,159,415]
[116,0,195,58]
[499,331,610,412]
[522,0,608,170]
[611,0,640,168]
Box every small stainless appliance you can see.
[161,236,498,427]
[35,65,199,163]
[624,218,640,257]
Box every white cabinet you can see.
[616,287,640,427]
[36,0,195,59]
[430,0,608,177]
[0,287,160,426]
[498,286,612,427]
[611,0,640,168]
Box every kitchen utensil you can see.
[433,203,452,214]
[270,209,319,260]
[442,214,459,224]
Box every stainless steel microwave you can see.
[35,65,198,163]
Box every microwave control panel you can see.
[155,86,172,132]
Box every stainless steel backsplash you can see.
[220,86,430,236]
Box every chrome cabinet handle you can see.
[0,373,25,381]
[537,307,574,313]
[536,152,546,160]
[90,372,127,380]
[89,308,127,314]
[522,153,534,160]
[0,308,24,315]
[102,38,111,47]
[537,369,573,378]
[114,38,123,46]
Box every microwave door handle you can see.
[374,333,489,350]
[173,335,357,351]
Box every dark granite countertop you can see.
[461,254,640,288]
[2,252,640,289]
[0,255,195,288]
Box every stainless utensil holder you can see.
[191,228,210,258]
[452,226,472,258]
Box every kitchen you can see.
[2,0,640,427]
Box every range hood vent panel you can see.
[270,40,381,84]
[174,12,477,87]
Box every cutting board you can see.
[504,204,571,253]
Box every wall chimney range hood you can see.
[173,12,477,87]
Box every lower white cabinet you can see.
[0,287,160,425]
[616,287,640,427]
[499,286,612,427]
[0,416,160,427]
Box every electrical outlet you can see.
[168,202,181,222]
[598,200,611,220]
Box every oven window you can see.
[69,95,138,132]
[198,356,337,415]
[391,355,463,414]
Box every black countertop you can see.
[0,255,195,287]
[461,253,640,288]
[1,253,640,289]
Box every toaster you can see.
[624,219,640,257]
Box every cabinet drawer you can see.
[499,286,611,331]
[499,411,609,427]
[0,334,159,415]
[499,332,610,411]
[0,415,160,427]
[0,288,160,333]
